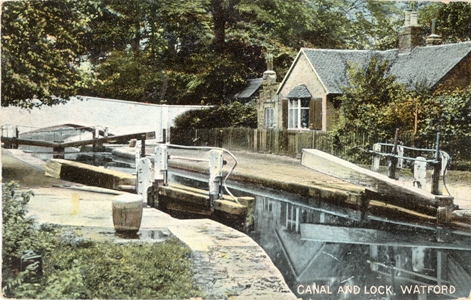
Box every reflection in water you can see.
[249,194,471,300]
[170,172,471,300]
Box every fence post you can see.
[397,145,404,169]
[253,129,258,152]
[431,127,442,195]
[388,128,400,180]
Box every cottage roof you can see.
[234,78,263,100]
[287,84,312,98]
[299,41,471,95]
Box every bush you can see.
[450,160,471,172]
[174,101,257,129]
[2,182,57,292]
[2,182,203,299]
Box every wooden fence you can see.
[170,127,471,169]
[171,127,380,159]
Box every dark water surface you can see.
[169,171,471,300]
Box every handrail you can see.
[166,143,239,203]
[169,155,209,163]
[367,150,441,163]
[372,142,437,153]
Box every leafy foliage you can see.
[90,51,163,102]
[3,0,470,107]
[32,238,202,299]
[333,56,406,141]
[419,2,471,43]
[331,55,471,163]
[2,182,57,296]
[2,182,56,275]
[1,0,88,108]
[415,88,471,161]
[174,101,257,128]
[2,182,202,299]
[1,0,412,107]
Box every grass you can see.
[3,226,204,299]
[2,181,203,299]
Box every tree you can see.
[174,101,257,128]
[1,0,89,108]
[419,2,471,43]
[1,0,410,107]
[415,88,471,161]
[345,0,403,50]
[334,56,406,140]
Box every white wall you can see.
[1,96,207,141]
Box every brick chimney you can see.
[398,11,423,53]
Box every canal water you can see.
[169,170,471,300]
[14,129,471,300]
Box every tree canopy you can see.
[334,56,406,140]
[2,0,470,107]
[419,2,471,43]
[1,0,89,108]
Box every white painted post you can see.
[154,144,168,185]
[295,207,300,232]
[397,145,404,169]
[439,151,450,177]
[372,143,381,171]
[413,157,427,189]
[209,149,224,203]
[134,140,141,173]
[136,157,154,206]
[431,151,450,196]
[285,203,289,230]
[369,245,379,271]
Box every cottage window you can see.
[264,107,274,128]
[288,98,310,129]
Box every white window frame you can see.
[288,98,310,129]
[264,107,274,128]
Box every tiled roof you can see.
[235,78,263,99]
[302,41,471,94]
[287,84,312,98]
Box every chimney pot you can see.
[410,11,418,26]
[426,19,442,46]
[266,53,274,71]
[404,10,411,27]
